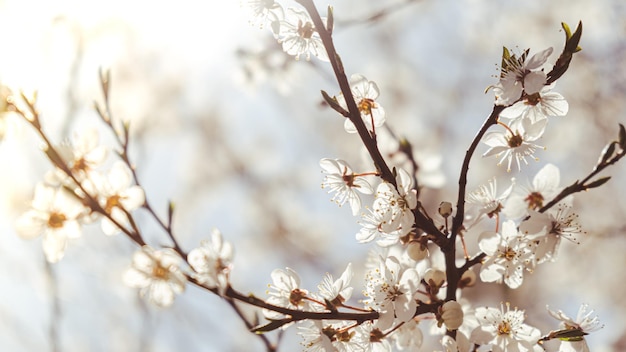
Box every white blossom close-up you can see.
[492,47,553,106]
[471,302,541,352]
[187,228,234,294]
[482,117,547,172]
[336,74,386,134]
[503,163,562,219]
[478,220,534,288]
[363,255,420,330]
[123,246,187,308]
[15,183,87,263]
[320,158,373,216]
[546,303,603,352]
[277,7,328,61]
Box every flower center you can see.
[502,247,517,261]
[321,326,338,342]
[507,133,523,148]
[357,98,376,116]
[105,194,122,213]
[297,20,315,39]
[72,157,89,173]
[369,328,385,343]
[48,211,67,228]
[498,320,512,335]
[525,191,544,209]
[152,263,169,280]
[289,288,307,306]
[526,92,541,106]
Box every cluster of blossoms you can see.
[244,0,329,61]
[7,1,616,351]
[483,47,570,172]
[124,228,234,307]
[15,129,144,262]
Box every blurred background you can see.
[0,0,625,351]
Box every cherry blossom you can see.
[546,303,603,352]
[16,183,87,262]
[471,302,541,352]
[520,205,582,263]
[277,7,328,61]
[482,117,547,172]
[492,47,553,106]
[317,263,354,307]
[188,228,234,294]
[504,163,562,219]
[265,267,312,319]
[123,246,187,307]
[337,74,386,134]
[363,256,420,330]
[299,320,365,352]
[466,177,514,227]
[391,318,423,351]
[500,84,569,123]
[478,220,534,289]
[242,0,283,33]
[320,158,373,216]
[88,162,145,235]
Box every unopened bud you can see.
[407,241,428,261]
[440,300,464,330]
[425,268,446,288]
[439,201,453,218]
[459,268,477,288]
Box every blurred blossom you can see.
[123,246,187,307]
[188,228,234,294]
[16,183,86,262]
[277,7,328,61]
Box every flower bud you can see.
[425,268,446,288]
[459,268,477,288]
[441,300,464,330]
[438,201,453,218]
[407,241,428,261]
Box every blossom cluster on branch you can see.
[3,0,622,351]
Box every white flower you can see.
[500,84,569,123]
[89,162,145,235]
[482,117,547,172]
[546,304,603,352]
[44,129,108,187]
[356,168,416,246]
[265,267,311,319]
[471,302,541,352]
[123,246,187,307]
[337,74,386,134]
[357,321,392,352]
[466,177,514,227]
[440,333,470,352]
[364,256,419,330]
[242,0,283,33]
[492,47,553,106]
[187,228,234,294]
[16,183,86,263]
[392,318,423,351]
[317,263,354,307]
[277,8,328,61]
[375,168,417,234]
[320,158,373,216]
[478,220,534,289]
[298,320,335,352]
[504,163,562,219]
[520,205,582,263]
[299,320,365,352]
